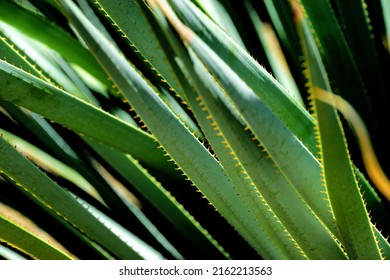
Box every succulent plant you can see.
[0,0,389,260]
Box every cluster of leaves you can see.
[0,0,389,260]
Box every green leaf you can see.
[0,0,108,91]
[163,10,337,239]
[90,0,184,95]
[0,243,26,260]
[72,195,164,260]
[151,1,347,259]
[0,99,80,163]
[0,25,194,258]
[167,0,316,153]
[0,60,185,258]
[0,215,72,260]
[193,0,246,49]
[263,0,307,99]
[298,13,382,259]
[0,22,100,102]
[90,0,203,139]
[313,88,382,260]
[245,1,303,106]
[298,0,379,156]
[381,0,390,50]
[88,141,226,259]
[0,128,104,203]
[58,0,245,259]
[330,0,387,103]
[186,48,344,259]
[0,60,174,175]
[0,135,143,259]
[151,5,304,259]
[330,0,390,172]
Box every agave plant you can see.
[0,0,389,260]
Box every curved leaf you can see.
[0,215,72,260]
[167,0,316,152]
[0,60,174,175]
[298,12,382,259]
[0,135,143,259]
[0,0,108,90]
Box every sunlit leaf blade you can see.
[0,0,387,261]
[185,48,344,259]
[0,60,174,175]
[88,141,226,259]
[159,6,338,239]
[141,7,291,259]
[297,0,382,162]
[0,128,103,203]
[0,99,80,162]
[0,21,99,102]
[150,0,346,259]
[167,0,316,153]
[58,0,237,259]
[0,0,108,91]
[0,215,72,260]
[92,0,203,139]
[0,22,195,259]
[151,2,300,259]
[298,13,382,259]
[72,195,164,260]
[263,0,305,93]
[381,0,390,50]
[193,0,246,49]
[0,243,26,260]
[246,4,303,106]
[90,0,184,96]
[0,135,144,259]
[329,0,390,171]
